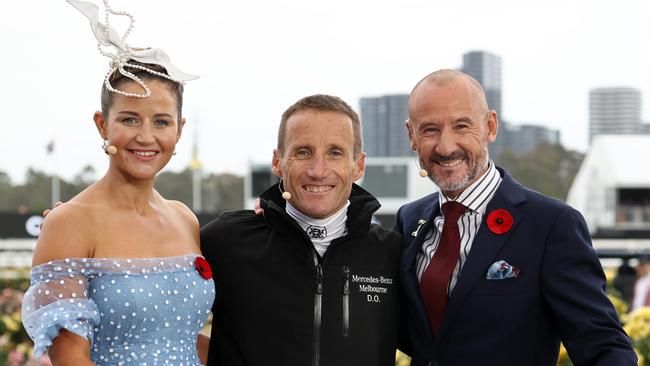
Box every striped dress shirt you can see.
[416,161,503,294]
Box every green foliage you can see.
[496,143,584,201]
[0,165,244,214]
[0,277,30,292]
[154,169,244,212]
[0,166,95,213]
[155,168,194,206]
[202,173,244,212]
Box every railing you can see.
[3,238,650,267]
[617,205,650,228]
[0,239,36,268]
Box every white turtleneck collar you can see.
[285,201,350,257]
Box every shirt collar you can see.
[439,160,502,214]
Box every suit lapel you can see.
[435,172,528,343]
[401,195,440,349]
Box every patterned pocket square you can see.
[486,260,520,280]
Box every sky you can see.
[1,0,649,183]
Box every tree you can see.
[496,144,584,201]
[202,173,244,212]
[0,172,12,209]
[155,170,244,213]
[14,168,52,212]
[0,166,95,212]
[73,164,97,186]
[155,168,193,207]
[0,166,245,214]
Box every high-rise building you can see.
[360,51,562,161]
[461,51,506,159]
[461,51,502,117]
[360,94,410,157]
[506,124,561,155]
[488,120,561,159]
[589,87,642,144]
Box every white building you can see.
[567,135,650,235]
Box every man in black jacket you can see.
[201,94,404,366]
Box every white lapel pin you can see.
[411,219,426,237]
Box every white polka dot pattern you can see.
[22,254,215,365]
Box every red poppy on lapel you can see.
[486,209,514,235]
[195,257,213,279]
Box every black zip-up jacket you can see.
[201,183,404,366]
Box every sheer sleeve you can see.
[21,259,100,357]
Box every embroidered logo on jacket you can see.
[306,225,327,239]
[352,275,394,303]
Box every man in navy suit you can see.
[396,69,636,365]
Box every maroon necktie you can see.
[419,201,467,335]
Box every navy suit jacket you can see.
[395,167,636,366]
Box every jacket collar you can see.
[260,182,381,239]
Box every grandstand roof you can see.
[584,135,650,187]
[567,134,650,233]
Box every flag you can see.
[46,140,55,155]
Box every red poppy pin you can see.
[486,209,514,235]
[195,257,213,280]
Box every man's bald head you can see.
[408,69,489,116]
[405,68,498,198]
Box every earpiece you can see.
[102,140,118,155]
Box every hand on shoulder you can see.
[42,201,63,218]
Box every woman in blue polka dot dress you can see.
[21,1,214,365]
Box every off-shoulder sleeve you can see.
[21,259,100,358]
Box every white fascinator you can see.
[66,0,198,98]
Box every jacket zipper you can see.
[312,252,323,366]
[342,264,350,337]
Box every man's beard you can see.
[426,148,489,194]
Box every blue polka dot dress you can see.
[22,254,215,365]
